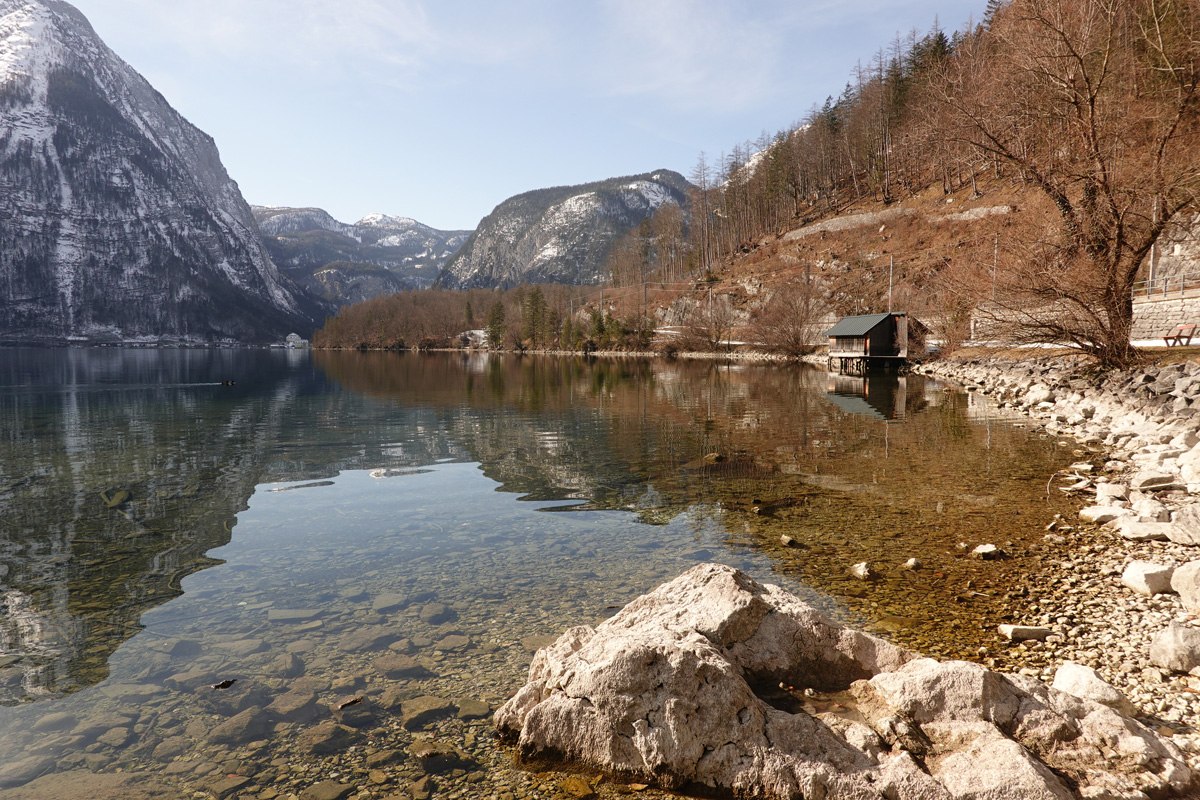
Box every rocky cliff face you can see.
[435,171,691,289]
[0,0,325,344]
[252,206,471,306]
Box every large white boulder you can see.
[496,564,1193,799]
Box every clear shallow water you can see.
[0,348,1085,797]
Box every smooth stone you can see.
[971,544,1006,560]
[265,653,306,679]
[96,727,131,748]
[1170,504,1200,546]
[520,635,558,653]
[31,712,77,733]
[212,638,266,657]
[408,740,471,773]
[400,696,455,730]
[373,653,431,679]
[299,780,354,800]
[296,722,361,755]
[434,634,470,651]
[1131,472,1178,491]
[1117,520,1172,542]
[0,755,55,788]
[207,706,270,745]
[998,625,1053,641]
[1051,662,1137,715]
[1149,623,1200,673]
[1079,506,1131,524]
[339,626,398,652]
[208,775,253,800]
[267,608,322,623]
[456,699,492,720]
[419,602,456,625]
[371,593,408,613]
[1171,561,1200,612]
[265,689,320,722]
[1121,561,1176,596]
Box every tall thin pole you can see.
[888,256,894,313]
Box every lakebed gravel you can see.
[922,353,1200,770]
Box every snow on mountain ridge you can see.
[1,0,321,342]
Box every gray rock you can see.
[998,625,1053,641]
[0,755,54,788]
[208,775,253,800]
[1094,483,1129,504]
[1117,520,1172,542]
[207,706,270,745]
[373,653,431,679]
[1050,662,1137,715]
[419,602,456,625]
[970,544,1006,560]
[299,780,354,800]
[1121,561,1176,596]
[1171,561,1200,612]
[1130,471,1178,491]
[372,592,409,613]
[267,608,322,623]
[265,652,306,679]
[408,740,471,773]
[339,626,398,652]
[296,722,361,755]
[496,564,1194,800]
[31,712,77,733]
[265,689,320,722]
[400,696,455,730]
[1150,623,1200,672]
[456,699,492,720]
[1170,504,1200,546]
[1079,505,1131,524]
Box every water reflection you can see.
[0,350,1083,709]
[826,372,914,420]
[0,348,1093,797]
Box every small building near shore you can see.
[825,312,920,372]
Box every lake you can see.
[0,348,1084,797]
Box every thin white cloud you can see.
[593,0,787,111]
[96,0,439,75]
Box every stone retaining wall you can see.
[1134,294,1200,341]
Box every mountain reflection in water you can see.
[0,348,1082,706]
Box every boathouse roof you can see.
[824,312,896,338]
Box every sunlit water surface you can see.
[0,348,1085,798]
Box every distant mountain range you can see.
[0,0,325,344]
[250,206,471,306]
[0,0,697,340]
[435,171,692,289]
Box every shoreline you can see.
[919,352,1200,764]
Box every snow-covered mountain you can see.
[252,206,471,305]
[0,0,325,344]
[435,171,691,290]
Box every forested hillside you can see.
[319,0,1200,366]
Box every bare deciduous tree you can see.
[937,0,1200,368]
[752,276,830,356]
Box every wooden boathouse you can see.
[825,312,914,373]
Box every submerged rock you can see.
[496,564,1193,799]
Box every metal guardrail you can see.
[1133,271,1200,299]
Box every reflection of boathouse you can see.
[826,373,909,421]
[825,312,919,373]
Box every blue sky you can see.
[71,0,986,231]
